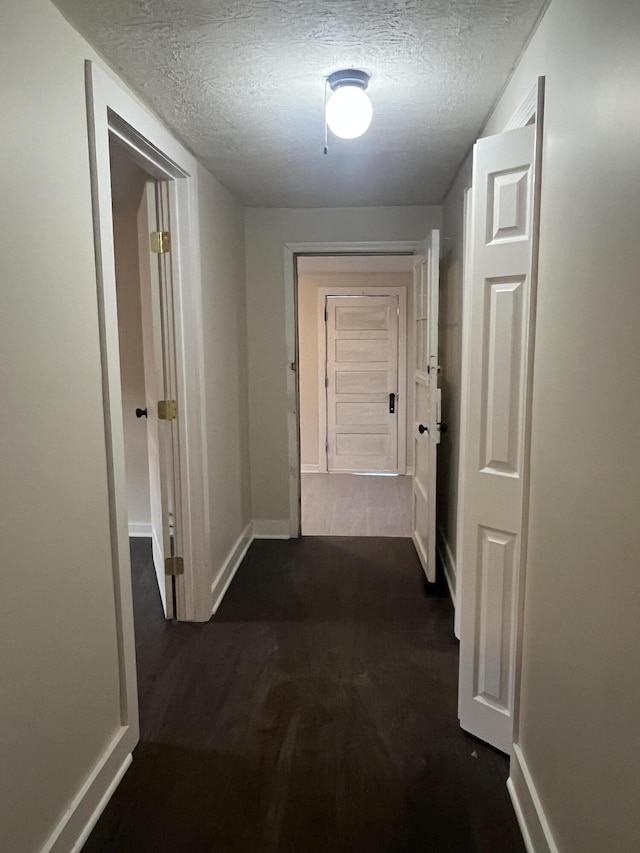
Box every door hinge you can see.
[164,556,184,576]
[325,375,328,388]
[324,307,328,322]
[157,399,178,420]
[150,231,171,254]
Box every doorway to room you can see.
[296,254,413,537]
[109,139,182,619]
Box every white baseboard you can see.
[128,522,152,538]
[43,727,135,853]
[436,525,457,608]
[508,744,558,853]
[301,463,320,473]
[210,523,252,615]
[251,520,291,539]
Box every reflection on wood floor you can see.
[302,473,412,537]
[82,537,523,853]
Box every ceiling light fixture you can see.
[324,69,373,151]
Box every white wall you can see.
[443,0,640,849]
[0,0,250,849]
[437,157,472,596]
[0,3,123,851]
[197,164,252,588]
[110,143,152,532]
[298,270,413,470]
[245,206,442,523]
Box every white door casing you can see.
[458,122,539,753]
[137,181,175,618]
[411,232,441,583]
[325,295,400,473]
[285,241,421,537]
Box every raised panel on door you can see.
[475,526,517,712]
[326,295,399,473]
[480,276,527,477]
[458,122,539,753]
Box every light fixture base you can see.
[327,68,370,92]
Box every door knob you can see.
[438,422,448,434]
[136,407,148,418]
[418,424,429,435]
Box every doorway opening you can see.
[296,254,414,537]
[109,139,181,621]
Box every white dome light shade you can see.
[325,85,373,139]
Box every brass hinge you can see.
[164,556,184,576]
[150,231,171,254]
[157,399,178,420]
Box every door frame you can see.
[84,55,211,788]
[284,242,422,537]
[315,287,408,475]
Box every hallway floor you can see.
[83,537,524,853]
[301,473,412,536]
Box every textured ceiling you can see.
[53,0,547,207]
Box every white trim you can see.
[252,520,291,539]
[128,522,152,538]
[503,82,539,131]
[210,523,252,615]
[42,729,134,853]
[86,60,211,627]
[512,77,546,750]
[67,57,213,853]
[436,526,457,610]
[284,240,423,537]
[454,185,474,640]
[66,756,132,853]
[507,744,558,853]
[405,466,414,476]
[301,463,320,473]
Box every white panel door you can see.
[325,295,399,473]
[137,181,174,618]
[412,231,441,582]
[458,124,538,753]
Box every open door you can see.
[458,120,541,753]
[137,181,176,618]
[411,231,441,582]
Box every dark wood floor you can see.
[83,537,524,853]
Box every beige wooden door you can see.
[412,232,441,582]
[325,295,399,473]
[458,123,539,753]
